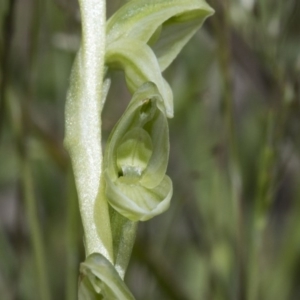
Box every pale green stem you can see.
[69,0,113,260]
[21,158,51,300]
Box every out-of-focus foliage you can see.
[0,0,299,299]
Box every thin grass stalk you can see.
[65,167,80,300]
[209,0,243,298]
[21,158,51,300]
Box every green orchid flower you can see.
[105,0,214,117]
[65,0,214,296]
[106,0,215,118]
[104,82,172,222]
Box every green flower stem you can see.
[21,158,51,300]
[65,0,113,260]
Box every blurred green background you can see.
[1,0,300,299]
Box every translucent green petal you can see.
[79,253,135,300]
[107,0,214,71]
[107,0,214,45]
[106,39,173,117]
[140,108,169,189]
[152,9,214,71]
[105,174,172,221]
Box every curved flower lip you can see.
[79,253,135,300]
[105,172,173,222]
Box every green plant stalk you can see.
[65,0,113,260]
[21,158,51,300]
[247,111,275,300]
